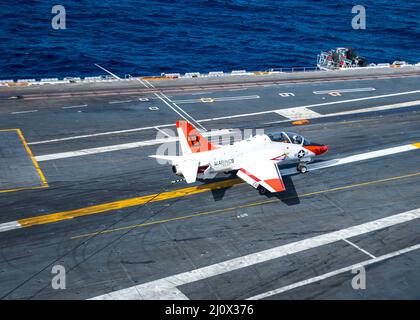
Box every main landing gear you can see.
[297,162,308,174]
[258,186,267,195]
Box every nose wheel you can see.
[297,163,308,173]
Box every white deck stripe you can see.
[138,79,197,133]
[328,100,420,116]
[154,126,172,138]
[11,110,38,115]
[34,129,233,161]
[91,208,420,300]
[305,144,418,172]
[141,81,205,133]
[144,80,154,88]
[28,124,174,145]
[153,92,197,129]
[0,221,22,232]
[275,107,322,120]
[212,95,259,102]
[247,242,420,300]
[28,98,419,146]
[62,104,88,109]
[109,100,132,104]
[173,95,260,104]
[137,79,151,88]
[28,92,420,145]
[159,92,207,132]
[34,128,418,163]
[94,64,121,80]
[342,238,376,259]
[313,87,376,94]
[276,144,419,178]
[198,89,420,122]
[264,100,420,125]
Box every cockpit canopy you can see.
[267,132,311,145]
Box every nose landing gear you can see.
[297,162,308,173]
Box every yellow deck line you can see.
[13,142,420,228]
[71,171,420,239]
[19,179,242,227]
[412,142,420,148]
[0,185,46,194]
[0,129,49,193]
[16,129,49,188]
[19,169,420,231]
[0,129,20,132]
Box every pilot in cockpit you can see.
[291,134,303,144]
[268,132,290,143]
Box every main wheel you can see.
[258,186,267,195]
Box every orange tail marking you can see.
[176,120,217,153]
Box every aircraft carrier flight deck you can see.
[0,65,419,299]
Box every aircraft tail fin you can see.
[176,120,217,155]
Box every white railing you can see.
[1,62,419,86]
[268,67,319,73]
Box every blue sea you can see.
[0,0,418,79]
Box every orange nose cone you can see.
[320,145,329,155]
[304,145,329,155]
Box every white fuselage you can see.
[173,134,315,180]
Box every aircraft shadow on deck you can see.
[209,175,300,205]
[208,158,333,203]
[207,170,300,205]
[270,158,336,205]
[209,175,236,201]
[263,162,304,205]
[211,188,230,201]
[262,175,300,206]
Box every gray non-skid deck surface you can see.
[0,69,419,299]
[0,130,43,190]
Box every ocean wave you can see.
[0,0,418,79]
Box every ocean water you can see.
[0,0,418,79]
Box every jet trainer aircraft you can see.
[151,121,329,194]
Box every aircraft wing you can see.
[237,160,286,193]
